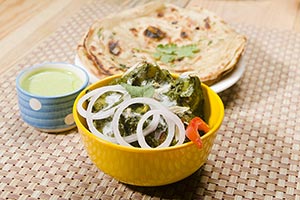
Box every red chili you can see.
[185,117,210,149]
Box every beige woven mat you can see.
[1,1,300,199]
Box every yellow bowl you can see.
[73,74,224,186]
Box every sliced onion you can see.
[120,113,161,144]
[77,85,129,143]
[77,87,186,148]
[112,97,162,147]
[159,107,186,146]
[112,97,186,148]
[77,85,127,117]
[77,85,129,120]
[136,110,175,148]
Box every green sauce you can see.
[21,68,83,96]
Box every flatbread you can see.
[77,2,246,85]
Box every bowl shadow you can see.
[125,166,207,199]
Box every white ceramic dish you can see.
[210,56,246,93]
[74,55,245,93]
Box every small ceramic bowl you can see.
[16,62,89,132]
[73,74,224,186]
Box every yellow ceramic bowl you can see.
[73,74,224,186]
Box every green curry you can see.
[90,62,205,148]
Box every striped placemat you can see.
[1,1,300,199]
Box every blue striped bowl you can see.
[16,62,89,132]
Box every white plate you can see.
[210,56,246,93]
[74,55,246,93]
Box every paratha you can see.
[77,2,246,85]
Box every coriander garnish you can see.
[121,83,155,98]
[153,43,199,63]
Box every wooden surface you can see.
[1,1,300,199]
[0,0,299,74]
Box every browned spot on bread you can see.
[143,26,166,41]
[108,40,121,56]
[204,17,211,29]
[129,28,138,37]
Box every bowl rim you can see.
[73,74,224,153]
[16,62,89,99]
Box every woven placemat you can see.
[1,1,300,199]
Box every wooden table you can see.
[1,1,300,199]
[0,0,299,74]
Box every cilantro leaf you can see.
[160,54,176,63]
[153,43,199,63]
[121,83,155,98]
[176,44,199,58]
[153,51,162,59]
[156,43,177,54]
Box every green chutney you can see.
[21,68,83,96]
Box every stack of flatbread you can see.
[77,2,246,85]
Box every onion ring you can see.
[136,110,175,148]
[112,97,185,148]
[78,85,129,142]
[77,87,186,148]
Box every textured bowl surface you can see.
[73,74,224,186]
[16,62,89,132]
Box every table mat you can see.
[1,1,300,199]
